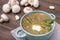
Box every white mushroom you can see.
[12,5,21,13]
[49,6,55,9]
[33,0,39,8]
[8,0,20,13]
[0,14,9,23]
[15,15,20,20]
[28,0,34,6]
[23,7,33,13]
[8,0,19,8]
[2,4,11,13]
[2,0,20,13]
[20,0,28,6]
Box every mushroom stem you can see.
[33,0,39,8]
[0,18,4,23]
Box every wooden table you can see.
[0,0,60,40]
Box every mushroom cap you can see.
[23,7,33,13]
[20,1,26,6]
[12,5,20,13]
[2,4,11,13]
[9,0,19,7]
[20,0,28,6]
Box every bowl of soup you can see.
[15,10,56,40]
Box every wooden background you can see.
[0,0,60,40]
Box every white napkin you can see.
[11,22,60,40]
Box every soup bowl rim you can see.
[20,10,56,36]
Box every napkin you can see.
[11,22,60,40]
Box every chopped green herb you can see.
[43,19,54,27]
[26,18,31,23]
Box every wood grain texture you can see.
[0,0,60,40]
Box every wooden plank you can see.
[0,0,60,40]
[40,0,60,6]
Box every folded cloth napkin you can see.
[11,22,60,40]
